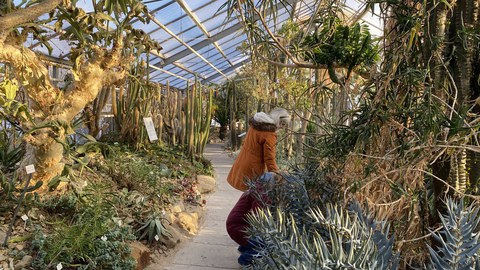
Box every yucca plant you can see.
[427,198,480,270]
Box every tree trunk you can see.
[2,35,127,188]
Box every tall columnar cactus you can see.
[184,82,194,158]
[193,80,201,154]
[449,148,468,195]
[113,65,156,145]
[199,87,213,154]
[163,81,179,145]
[154,84,163,143]
[181,78,214,158]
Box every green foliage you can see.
[114,67,160,145]
[36,193,78,216]
[52,0,161,62]
[313,102,382,161]
[0,174,17,213]
[0,129,23,171]
[291,164,343,210]
[31,184,136,269]
[246,203,399,269]
[100,143,211,207]
[213,90,230,125]
[32,225,136,270]
[247,172,311,226]
[0,173,42,215]
[427,198,480,270]
[0,79,31,122]
[134,211,171,245]
[105,147,175,196]
[303,22,379,79]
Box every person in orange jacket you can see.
[227,108,290,191]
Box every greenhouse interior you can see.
[1,0,479,269]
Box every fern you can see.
[427,198,480,270]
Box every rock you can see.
[14,255,33,270]
[171,202,184,213]
[196,175,216,194]
[129,241,151,270]
[0,229,6,244]
[164,213,176,224]
[27,208,40,220]
[176,212,198,234]
[125,217,134,225]
[158,163,172,177]
[160,225,183,249]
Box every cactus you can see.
[112,64,159,145]
[449,148,468,195]
[199,87,213,154]
[194,79,202,154]
[162,81,179,145]
[188,82,195,157]
[178,78,214,158]
[178,89,185,145]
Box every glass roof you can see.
[27,0,382,90]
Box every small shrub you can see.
[31,225,135,270]
[37,193,78,216]
[31,184,136,269]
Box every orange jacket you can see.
[227,117,278,191]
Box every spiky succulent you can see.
[427,198,480,270]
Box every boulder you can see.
[0,230,5,244]
[129,241,151,270]
[160,225,183,249]
[176,212,199,234]
[196,175,216,194]
[14,255,33,270]
[170,201,185,213]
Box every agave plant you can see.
[135,212,172,245]
[245,172,399,270]
[246,203,399,269]
[246,172,310,227]
[427,198,480,270]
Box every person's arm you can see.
[263,132,279,172]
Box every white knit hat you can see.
[268,108,290,127]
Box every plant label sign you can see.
[56,263,63,270]
[25,164,35,174]
[143,117,158,142]
[21,215,28,221]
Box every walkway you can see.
[150,143,242,270]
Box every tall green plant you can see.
[183,78,213,158]
[114,64,159,145]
